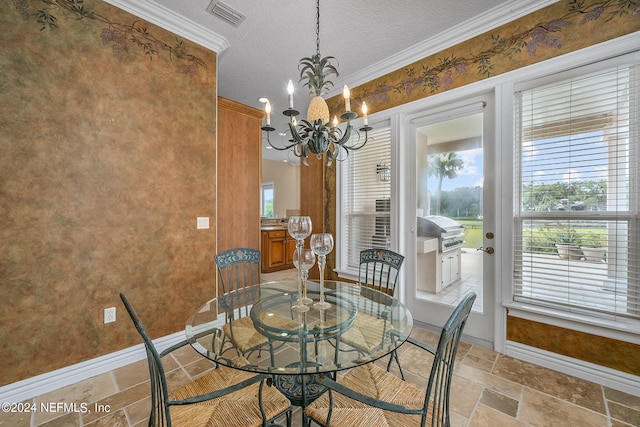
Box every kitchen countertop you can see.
[261,226,288,231]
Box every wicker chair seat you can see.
[223,313,300,353]
[338,313,390,353]
[306,363,426,427]
[223,317,268,353]
[169,364,291,427]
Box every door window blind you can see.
[513,61,639,321]
[341,125,392,271]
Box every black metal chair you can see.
[337,248,406,377]
[358,248,405,296]
[305,292,477,427]
[119,293,292,427]
[214,248,269,358]
[215,247,262,294]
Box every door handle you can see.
[477,246,494,254]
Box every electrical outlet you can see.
[104,307,116,324]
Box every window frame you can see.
[510,54,640,329]
[261,181,275,218]
[336,119,394,281]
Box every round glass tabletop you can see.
[185,280,413,376]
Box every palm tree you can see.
[427,152,464,215]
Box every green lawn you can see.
[458,220,483,249]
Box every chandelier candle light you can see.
[261,0,371,166]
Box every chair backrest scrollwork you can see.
[214,248,261,294]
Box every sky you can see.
[430,147,484,192]
[432,130,614,193]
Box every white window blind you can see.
[513,61,639,321]
[341,125,392,271]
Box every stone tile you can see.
[38,411,80,427]
[608,401,640,426]
[124,396,151,426]
[467,345,498,363]
[402,368,428,390]
[164,366,191,391]
[409,327,439,347]
[479,388,519,417]
[0,401,33,426]
[605,387,640,411]
[169,344,203,366]
[493,355,606,414]
[456,364,523,400]
[33,373,116,425]
[450,375,483,418]
[469,404,528,427]
[396,343,435,378]
[112,359,150,391]
[518,388,608,427]
[611,419,636,427]
[462,352,495,372]
[457,341,473,359]
[449,410,469,427]
[82,383,149,424]
[83,409,128,427]
[182,357,218,379]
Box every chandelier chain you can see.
[315,0,321,57]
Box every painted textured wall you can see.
[507,316,640,376]
[0,0,217,385]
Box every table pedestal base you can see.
[275,363,329,407]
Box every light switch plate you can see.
[197,217,209,229]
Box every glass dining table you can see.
[185,279,413,411]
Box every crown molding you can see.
[102,0,229,54]
[330,0,558,96]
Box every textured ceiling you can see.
[151,0,514,163]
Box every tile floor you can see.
[1,322,638,427]
[2,269,638,426]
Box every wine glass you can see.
[311,233,334,309]
[288,216,312,311]
[293,248,315,309]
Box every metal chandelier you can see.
[260,0,371,166]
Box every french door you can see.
[401,94,496,346]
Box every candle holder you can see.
[293,248,315,308]
[310,233,334,310]
[288,216,312,312]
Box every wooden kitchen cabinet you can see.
[218,97,263,295]
[217,97,262,251]
[261,229,296,272]
[285,237,297,265]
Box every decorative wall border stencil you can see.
[327,0,639,115]
[11,0,208,76]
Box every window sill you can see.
[504,302,640,345]
[334,268,358,283]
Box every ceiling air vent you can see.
[206,1,246,27]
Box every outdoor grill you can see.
[417,216,465,253]
[416,215,465,293]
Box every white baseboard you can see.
[0,331,185,404]
[505,341,640,397]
